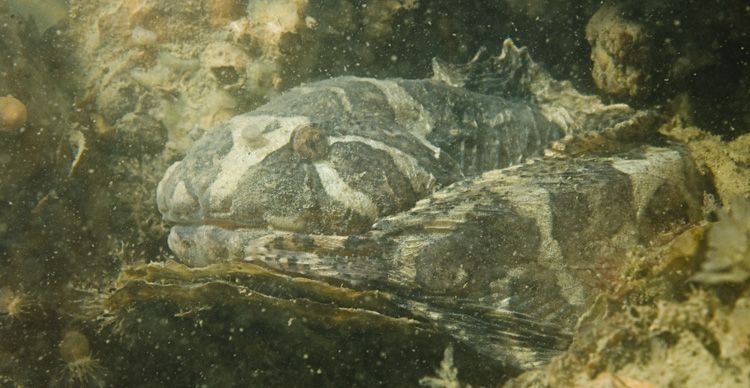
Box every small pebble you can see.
[0,95,28,132]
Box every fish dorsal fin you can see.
[431,38,538,99]
[433,38,643,137]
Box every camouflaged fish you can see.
[156,40,708,368]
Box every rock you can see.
[585,3,652,98]
[0,95,27,132]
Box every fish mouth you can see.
[166,224,276,267]
[166,215,314,267]
[170,218,257,231]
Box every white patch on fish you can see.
[329,135,436,193]
[313,161,379,220]
[207,115,310,212]
[363,78,442,158]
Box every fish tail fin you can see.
[404,296,572,369]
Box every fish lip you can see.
[167,224,277,267]
[166,218,259,231]
[167,216,308,235]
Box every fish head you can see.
[157,112,447,239]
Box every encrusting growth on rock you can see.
[58,329,105,387]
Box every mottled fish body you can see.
[167,145,707,367]
[155,40,707,368]
[158,40,635,251]
[158,75,565,238]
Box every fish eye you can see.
[291,125,329,161]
